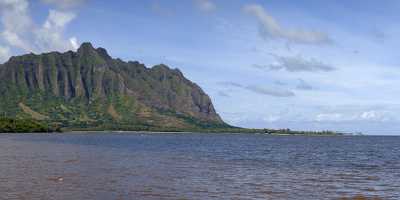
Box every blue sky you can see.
[2,0,400,134]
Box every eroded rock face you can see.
[0,42,226,130]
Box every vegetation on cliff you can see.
[0,42,231,131]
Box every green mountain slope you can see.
[0,42,230,131]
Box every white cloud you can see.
[218,81,295,97]
[243,4,331,45]
[360,111,377,120]
[0,0,33,51]
[69,37,79,50]
[0,45,10,63]
[194,0,216,12]
[267,54,335,72]
[314,107,394,123]
[34,9,78,52]
[44,9,76,28]
[245,85,295,97]
[0,0,31,32]
[315,113,343,122]
[358,110,389,121]
[0,0,80,54]
[2,30,31,51]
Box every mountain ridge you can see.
[0,42,230,131]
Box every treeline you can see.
[0,118,60,133]
[0,117,344,135]
[263,128,342,135]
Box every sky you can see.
[2,0,400,134]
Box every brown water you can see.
[0,132,399,200]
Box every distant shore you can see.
[59,125,346,135]
[0,117,349,135]
[80,131,348,136]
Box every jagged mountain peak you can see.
[77,42,111,59]
[77,42,99,56]
[96,47,112,60]
[78,42,95,51]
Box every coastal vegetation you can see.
[0,118,59,133]
[0,116,343,135]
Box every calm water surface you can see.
[0,132,399,200]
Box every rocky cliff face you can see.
[0,43,227,130]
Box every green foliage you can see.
[0,118,60,133]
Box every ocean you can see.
[0,132,399,199]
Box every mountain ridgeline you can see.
[0,43,230,131]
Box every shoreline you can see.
[1,130,349,136]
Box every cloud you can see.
[194,0,216,12]
[218,81,295,97]
[245,85,295,97]
[0,45,10,63]
[217,81,243,87]
[34,9,78,51]
[69,37,79,50]
[0,0,80,54]
[296,79,313,90]
[360,111,377,120]
[315,113,343,122]
[243,4,332,45]
[44,9,76,28]
[358,110,390,122]
[217,91,230,97]
[0,0,33,51]
[0,0,31,32]
[315,111,390,122]
[2,30,32,52]
[313,105,397,123]
[41,0,87,9]
[267,54,335,72]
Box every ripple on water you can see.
[0,133,399,200]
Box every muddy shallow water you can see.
[0,132,399,199]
